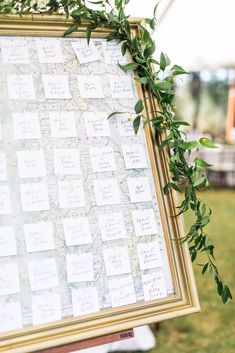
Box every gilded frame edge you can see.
[0,14,200,353]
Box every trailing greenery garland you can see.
[0,0,232,303]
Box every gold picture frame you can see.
[0,14,200,353]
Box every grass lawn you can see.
[150,189,235,353]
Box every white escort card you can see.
[1,39,30,64]
[72,287,100,317]
[49,111,77,138]
[0,226,17,257]
[98,212,127,241]
[42,75,71,99]
[137,242,162,270]
[0,262,20,296]
[63,217,92,246]
[0,153,7,181]
[58,180,85,209]
[0,185,12,215]
[127,177,152,203]
[32,294,61,325]
[24,222,55,253]
[36,39,64,63]
[84,112,111,137]
[54,149,81,175]
[109,75,135,99]
[28,258,59,291]
[132,209,158,237]
[12,112,41,140]
[89,146,116,173]
[122,144,148,169]
[77,75,104,98]
[93,178,121,206]
[117,114,141,137]
[17,150,47,178]
[102,40,129,65]
[103,247,131,276]
[7,75,35,100]
[71,40,101,64]
[66,253,94,283]
[108,275,136,308]
[141,272,167,301]
[0,302,22,333]
[20,182,50,212]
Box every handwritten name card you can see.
[0,262,20,296]
[103,247,131,276]
[17,150,47,178]
[0,185,12,215]
[58,180,85,209]
[20,182,50,212]
[109,75,135,99]
[0,153,7,181]
[72,287,100,316]
[77,75,104,98]
[32,294,61,325]
[0,226,17,257]
[49,111,77,138]
[36,39,64,64]
[89,146,116,173]
[71,40,101,64]
[54,149,81,175]
[102,40,130,65]
[137,242,162,270]
[1,39,29,64]
[7,74,35,100]
[42,75,71,99]
[12,112,41,140]
[127,177,152,203]
[122,144,148,169]
[0,302,22,333]
[28,258,59,291]
[93,178,121,206]
[24,222,55,253]
[117,114,141,137]
[141,272,167,301]
[66,253,94,283]
[63,217,92,246]
[84,112,111,137]
[98,212,127,241]
[132,209,158,237]
[108,276,136,308]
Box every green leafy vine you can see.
[0,0,232,303]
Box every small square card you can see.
[32,294,61,325]
[49,111,77,138]
[72,287,100,316]
[17,150,47,178]
[127,177,152,203]
[0,185,12,215]
[89,146,116,173]
[98,212,127,241]
[93,178,121,206]
[0,262,20,296]
[42,75,71,99]
[20,182,50,212]
[102,40,130,65]
[109,75,135,99]
[12,112,41,140]
[84,112,110,137]
[103,246,131,276]
[132,209,158,236]
[63,217,92,246]
[0,153,7,181]
[122,144,148,169]
[137,242,162,270]
[141,272,167,301]
[71,40,101,64]
[1,39,30,64]
[108,275,136,308]
[66,253,94,283]
[28,258,59,291]
[58,180,85,209]
[117,114,141,137]
[0,302,22,333]
[0,226,17,257]
[36,39,64,63]
[54,149,81,175]
[7,75,35,100]
[77,75,104,98]
[24,222,55,253]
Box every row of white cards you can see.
[0,209,159,256]
[6,74,134,100]
[0,271,167,332]
[0,177,152,214]
[1,38,129,65]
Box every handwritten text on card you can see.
[63,217,92,246]
[108,276,136,308]
[132,209,158,237]
[72,287,100,316]
[20,182,50,212]
[98,212,127,241]
[103,247,131,276]
[66,253,94,283]
[93,178,121,206]
[0,226,17,257]
[24,222,55,253]
[28,258,59,291]
[58,180,85,209]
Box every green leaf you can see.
[171,64,189,76]
[144,43,156,58]
[63,24,78,37]
[180,141,198,150]
[154,80,172,92]
[133,115,141,135]
[118,62,139,73]
[194,157,213,168]
[135,77,149,84]
[202,262,209,274]
[121,41,127,56]
[134,99,144,114]
[160,52,166,71]
[107,111,127,120]
[163,182,181,194]
[222,285,233,304]
[194,176,206,187]
[199,137,218,148]
[86,25,92,44]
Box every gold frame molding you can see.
[0,14,200,353]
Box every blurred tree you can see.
[189,72,201,131]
